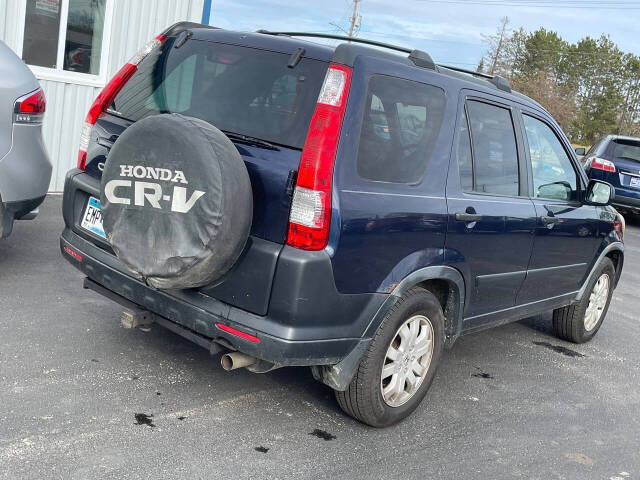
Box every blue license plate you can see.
[81,197,106,238]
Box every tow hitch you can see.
[120,309,153,330]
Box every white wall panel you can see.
[38,80,101,191]
[0,0,23,51]
[106,0,204,78]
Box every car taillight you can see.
[286,63,352,250]
[590,157,616,173]
[13,89,46,124]
[614,211,625,240]
[78,35,166,170]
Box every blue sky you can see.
[209,0,640,69]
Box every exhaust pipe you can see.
[221,352,258,371]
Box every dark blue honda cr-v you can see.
[60,23,625,427]
[583,135,640,216]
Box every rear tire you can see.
[335,287,444,427]
[552,257,615,344]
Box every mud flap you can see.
[311,339,371,391]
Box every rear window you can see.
[110,39,328,149]
[612,139,640,162]
[356,75,446,184]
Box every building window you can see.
[21,0,109,78]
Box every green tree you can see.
[618,54,640,136]
[564,35,624,143]
[513,28,567,80]
[478,23,639,143]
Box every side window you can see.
[456,109,473,191]
[522,115,579,202]
[585,137,604,158]
[466,100,520,196]
[356,75,446,184]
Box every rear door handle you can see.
[455,213,483,222]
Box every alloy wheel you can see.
[584,273,610,332]
[380,314,434,407]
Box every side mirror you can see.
[575,147,586,156]
[585,179,613,206]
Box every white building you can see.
[1,0,209,191]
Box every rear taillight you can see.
[590,157,616,173]
[286,64,352,250]
[614,211,625,240]
[78,35,166,170]
[13,89,46,124]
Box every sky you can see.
[209,0,640,69]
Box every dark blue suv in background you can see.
[60,23,625,427]
[583,135,640,216]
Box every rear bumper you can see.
[62,227,384,366]
[0,195,45,237]
[612,188,640,213]
[0,124,52,203]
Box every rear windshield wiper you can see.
[222,131,279,150]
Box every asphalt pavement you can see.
[1,195,638,479]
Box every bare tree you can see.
[480,17,511,76]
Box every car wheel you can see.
[335,287,444,427]
[552,257,615,344]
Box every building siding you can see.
[0,0,22,51]
[1,0,204,191]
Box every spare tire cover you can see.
[100,114,252,290]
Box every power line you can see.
[416,0,640,8]
[355,30,628,58]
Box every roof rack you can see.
[438,64,511,93]
[256,30,512,93]
[256,30,436,70]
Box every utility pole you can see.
[348,0,362,38]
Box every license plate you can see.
[630,177,640,188]
[81,197,106,238]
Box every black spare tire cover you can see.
[100,114,252,290]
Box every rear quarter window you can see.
[356,75,446,184]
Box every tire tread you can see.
[552,258,615,344]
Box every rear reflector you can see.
[63,246,83,262]
[590,157,616,173]
[78,35,165,170]
[13,89,46,124]
[216,323,261,343]
[286,63,352,250]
